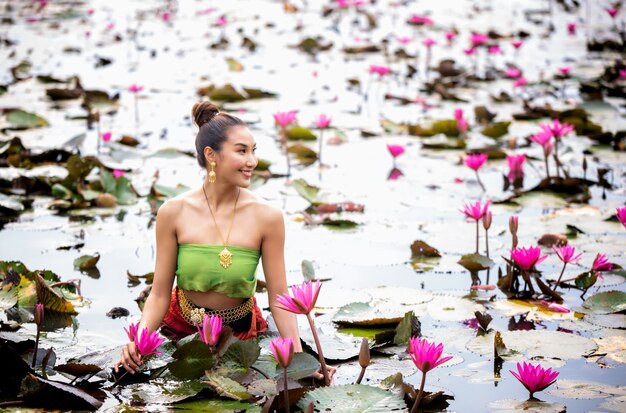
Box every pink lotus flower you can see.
[470,33,489,46]
[270,336,294,368]
[567,23,576,35]
[197,314,222,347]
[387,168,404,180]
[505,67,522,78]
[488,45,502,54]
[422,37,436,48]
[470,284,496,290]
[553,245,582,264]
[337,0,351,8]
[408,15,433,25]
[135,328,165,357]
[506,154,526,182]
[368,65,391,76]
[616,207,626,228]
[87,8,94,15]
[591,253,613,272]
[530,130,553,155]
[215,15,227,26]
[513,77,528,88]
[408,337,453,373]
[85,31,91,38]
[510,361,559,398]
[463,47,476,55]
[558,67,571,76]
[102,132,112,142]
[453,108,464,121]
[128,84,143,93]
[273,111,297,127]
[276,280,321,315]
[511,246,548,271]
[464,153,488,171]
[445,31,457,42]
[546,302,570,313]
[124,322,139,342]
[397,36,412,44]
[105,22,115,31]
[113,169,125,178]
[386,144,405,159]
[161,12,171,22]
[607,7,619,18]
[540,119,574,140]
[511,40,524,49]
[34,303,44,325]
[314,114,331,129]
[461,200,490,221]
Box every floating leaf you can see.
[457,254,495,272]
[410,240,441,258]
[5,109,49,130]
[247,379,278,398]
[225,57,244,72]
[427,296,485,321]
[302,259,315,281]
[173,399,261,412]
[584,313,626,329]
[0,285,18,310]
[488,399,566,412]
[547,379,626,399]
[297,384,407,412]
[35,273,76,314]
[333,302,404,326]
[480,121,510,139]
[20,373,103,410]
[73,254,99,270]
[0,193,25,213]
[54,363,102,377]
[583,291,626,314]
[221,339,260,370]
[287,126,317,141]
[420,135,466,150]
[292,179,323,205]
[288,143,317,165]
[575,271,598,290]
[276,351,320,380]
[204,373,251,400]
[168,340,215,380]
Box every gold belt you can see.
[178,289,253,325]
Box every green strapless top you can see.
[176,244,260,298]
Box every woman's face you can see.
[212,125,258,187]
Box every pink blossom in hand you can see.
[513,77,528,88]
[124,322,139,342]
[511,40,524,49]
[460,200,490,221]
[540,119,574,139]
[470,33,489,46]
[506,154,526,181]
[422,37,436,48]
[273,111,297,127]
[464,153,488,171]
[276,280,321,315]
[510,361,559,398]
[113,169,125,178]
[408,15,434,25]
[607,7,620,18]
[386,144,405,159]
[505,67,522,78]
[567,22,576,35]
[270,336,294,368]
[616,207,626,228]
[408,337,453,373]
[135,328,165,357]
[511,246,548,271]
[197,314,222,347]
[314,114,331,129]
[101,132,112,142]
[128,84,143,93]
[368,65,391,76]
[552,245,582,264]
[591,253,614,272]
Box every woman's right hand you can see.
[115,341,142,374]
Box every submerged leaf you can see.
[204,373,250,400]
[583,291,626,314]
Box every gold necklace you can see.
[202,185,240,269]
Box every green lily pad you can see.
[173,399,261,412]
[488,399,566,412]
[292,179,323,205]
[427,295,485,321]
[35,273,77,314]
[131,379,208,404]
[287,126,317,141]
[481,122,510,139]
[333,302,405,326]
[288,143,318,166]
[575,271,598,290]
[410,240,441,258]
[252,352,320,381]
[297,384,408,412]
[421,135,466,150]
[457,254,495,272]
[547,379,626,399]
[6,109,49,130]
[584,314,626,329]
[0,285,18,311]
[73,254,99,270]
[583,291,626,314]
[221,339,260,370]
[167,340,215,380]
[247,379,278,398]
[204,373,250,400]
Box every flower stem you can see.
[554,262,567,291]
[356,367,366,385]
[410,371,427,413]
[544,151,550,181]
[31,326,40,368]
[111,371,129,388]
[475,171,486,192]
[318,129,324,167]
[283,367,290,413]
[306,313,330,386]
[485,228,490,258]
[475,220,479,254]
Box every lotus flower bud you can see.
[34,303,44,326]
[483,211,493,230]
[582,156,587,174]
[509,215,518,236]
[359,338,370,368]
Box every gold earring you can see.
[208,161,217,183]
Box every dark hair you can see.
[191,101,246,168]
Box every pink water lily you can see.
[530,130,554,179]
[511,40,524,49]
[558,67,571,76]
[464,153,488,171]
[408,15,433,25]
[505,67,522,78]
[510,361,559,398]
[270,336,294,368]
[619,69,626,80]
[470,33,489,46]
[506,154,526,182]
[422,37,436,47]
[197,314,223,347]
[488,45,502,55]
[616,207,626,228]
[567,22,576,35]
[591,253,613,272]
[215,15,227,26]
[553,245,582,264]
[463,47,476,55]
[470,284,496,290]
[540,119,574,140]
[397,36,412,44]
[128,84,143,93]
[32,303,44,367]
[102,132,112,142]
[314,114,331,129]
[511,246,548,271]
[546,302,570,313]
[113,169,125,178]
[445,31,457,42]
[407,337,453,413]
[276,280,321,315]
[368,65,391,76]
[513,77,528,88]
[607,7,619,18]
[461,200,490,221]
[273,111,297,127]
[124,322,139,342]
[386,144,405,159]
[135,328,165,357]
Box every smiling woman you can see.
[116,101,304,374]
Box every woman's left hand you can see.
[311,365,337,383]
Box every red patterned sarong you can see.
[161,288,268,342]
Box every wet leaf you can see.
[583,291,626,314]
[95,193,117,208]
[35,273,76,314]
[73,254,99,270]
[54,363,102,377]
[575,271,598,290]
[171,399,261,412]
[547,379,626,399]
[221,339,260,370]
[288,143,317,165]
[168,340,215,380]
[584,313,626,329]
[457,254,495,272]
[5,109,49,130]
[247,378,278,398]
[287,126,317,141]
[0,193,25,213]
[20,373,103,410]
[480,122,510,139]
[421,135,466,150]
[225,57,244,72]
[410,240,441,257]
[427,295,485,321]
[393,311,420,345]
[297,384,407,412]
[488,399,566,412]
[292,179,323,205]
[204,372,251,400]
[333,302,404,326]
[302,259,315,281]
[537,233,567,247]
[276,352,320,380]
[0,284,18,310]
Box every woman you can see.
[116,101,304,375]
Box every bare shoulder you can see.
[241,190,284,225]
[156,189,197,221]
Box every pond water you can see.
[1,0,625,412]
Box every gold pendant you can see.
[219,247,233,269]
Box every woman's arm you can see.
[261,206,303,352]
[116,199,179,373]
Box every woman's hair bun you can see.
[192,101,220,128]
